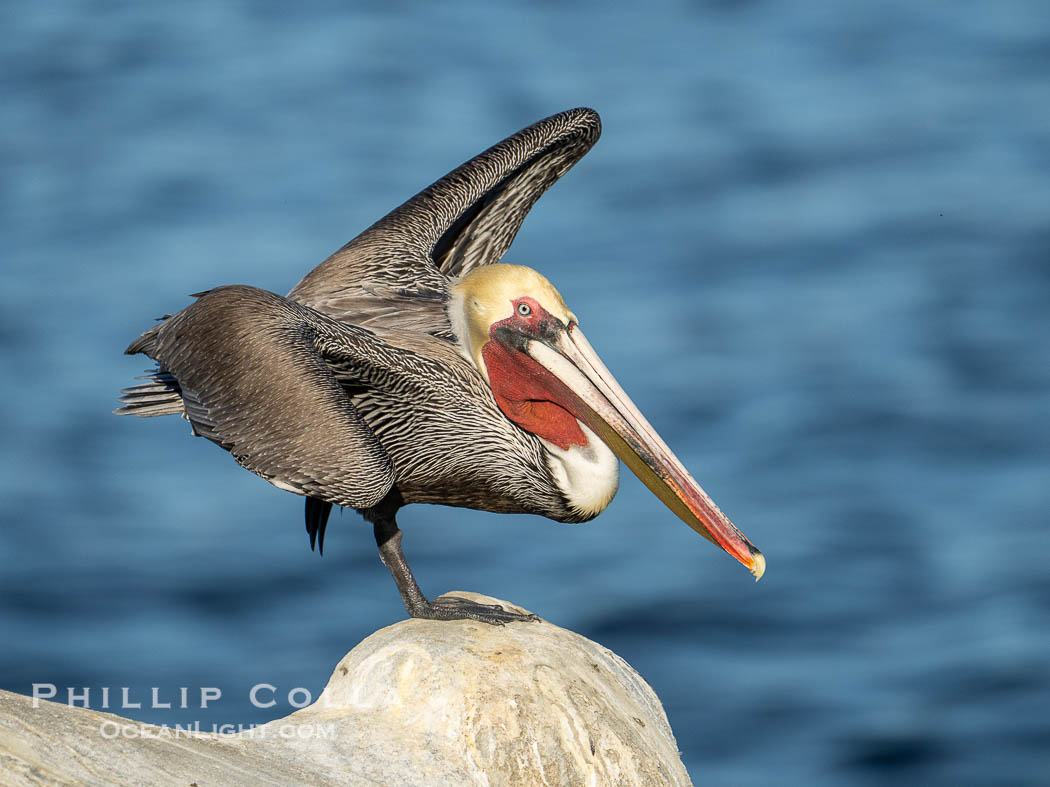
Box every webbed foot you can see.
[407,593,539,626]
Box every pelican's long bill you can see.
[527,324,765,580]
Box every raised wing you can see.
[288,107,601,323]
[124,285,395,509]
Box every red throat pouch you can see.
[482,340,588,451]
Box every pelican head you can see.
[450,263,765,580]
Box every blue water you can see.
[2,2,1048,784]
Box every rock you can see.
[0,592,692,786]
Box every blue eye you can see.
[517,302,532,316]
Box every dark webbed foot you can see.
[408,594,540,626]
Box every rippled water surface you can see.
[2,2,1048,784]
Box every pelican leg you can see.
[372,515,538,626]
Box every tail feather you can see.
[115,369,184,417]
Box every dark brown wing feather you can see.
[121,285,571,520]
[287,107,601,330]
[125,285,395,509]
[117,110,601,523]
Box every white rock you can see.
[0,593,692,786]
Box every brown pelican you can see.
[117,108,764,624]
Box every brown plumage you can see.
[118,108,763,625]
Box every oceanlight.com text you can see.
[98,722,336,739]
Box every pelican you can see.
[117,108,763,624]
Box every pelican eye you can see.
[517,302,532,317]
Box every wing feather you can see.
[287,107,601,324]
[125,285,396,509]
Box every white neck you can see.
[542,423,619,519]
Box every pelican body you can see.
[117,108,763,624]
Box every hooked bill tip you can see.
[749,550,766,581]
